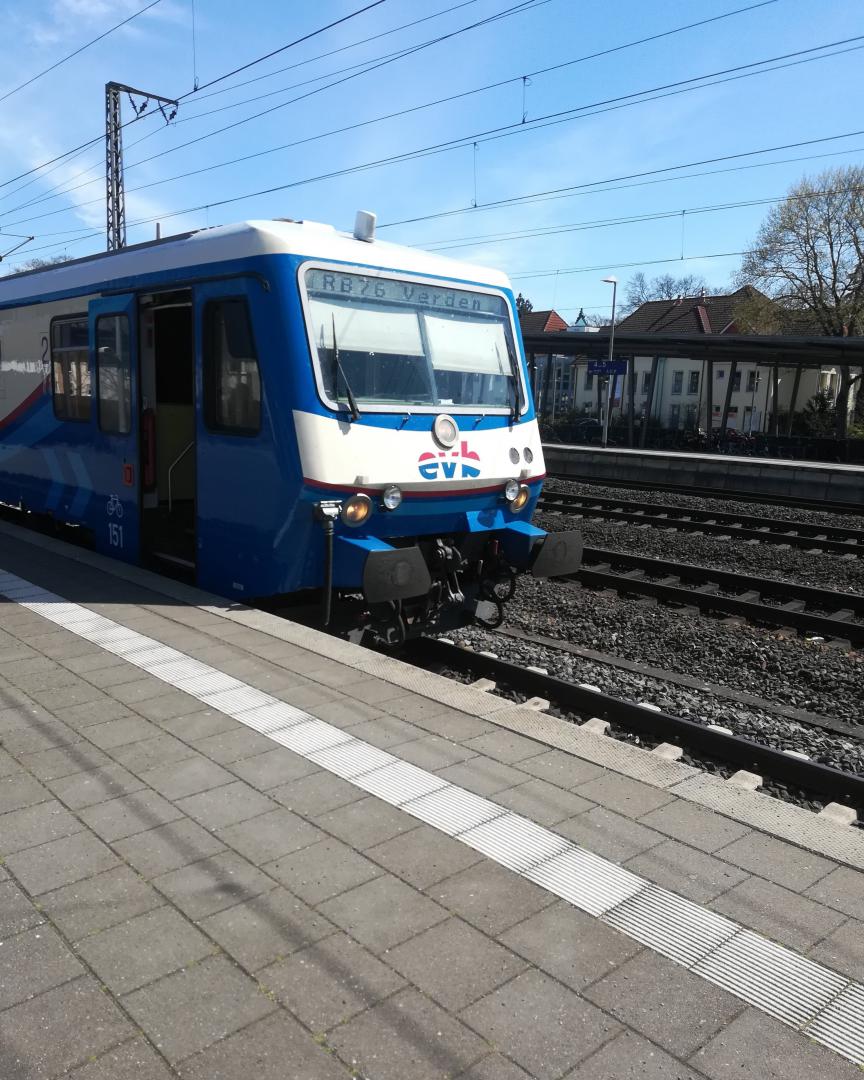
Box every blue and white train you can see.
[0,214,580,643]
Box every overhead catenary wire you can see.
[3,36,863,236]
[0,0,163,106]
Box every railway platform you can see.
[542,444,864,508]
[0,520,862,1080]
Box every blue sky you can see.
[0,0,861,318]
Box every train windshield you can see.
[304,268,522,412]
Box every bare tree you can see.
[736,166,864,433]
[6,254,71,276]
[622,271,712,314]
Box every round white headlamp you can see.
[382,485,402,511]
[433,414,459,448]
[504,478,520,502]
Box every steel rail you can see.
[539,491,864,555]
[567,546,864,645]
[417,637,864,806]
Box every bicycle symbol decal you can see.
[106,494,124,519]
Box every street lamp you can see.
[601,276,618,449]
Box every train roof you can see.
[0,218,511,305]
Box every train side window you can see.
[203,298,261,434]
[96,314,131,434]
[51,316,91,421]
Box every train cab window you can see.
[51,316,91,421]
[96,314,132,434]
[203,299,261,434]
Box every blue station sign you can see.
[587,359,627,376]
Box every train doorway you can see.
[139,290,196,575]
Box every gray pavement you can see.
[0,526,861,1079]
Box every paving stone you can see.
[0,976,134,1080]
[314,795,420,851]
[6,666,80,693]
[0,798,83,855]
[67,1037,175,1080]
[61,697,138,729]
[0,745,21,776]
[389,702,493,742]
[106,678,178,706]
[500,900,641,991]
[217,807,324,865]
[808,917,864,981]
[567,1029,705,1079]
[573,772,673,818]
[690,1007,862,1079]
[265,837,382,905]
[463,728,547,764]
[328,987,487,1080]
[805,865,864,921]
[39,864,164,942]
[200,885,334,972]
[710,875,847,950]
[0,772,49,814]
[462,968,621,1080]
[309,695,387,729]
[457,1054,533,1079]
[271,768,361,816]
[30,683,109,711]
[46,762,146,812]
[157,708,238,740]
[585,949,744,1057]
[259,930,405,1032]
[345,714,419,748]
[555,806,665,863]
[2,718,83,756]
[141,754,234,800]
[153,849,273,919]
[19,740,113,781]
[7,828,120,895]
[177,1009,347,1080]
[115,818,227,879]
[79,662,148,689]
[191,726,276,765]
[79,788,183,842]
[134,692,209,723]
[77,905,214,994]
[0,923,83,1010]
[345,678,408,705]
[230,746,320,789]
[433,859,554,936]
[113,734,200,776]
[366,824,483,889]
[639,800,752,853]
[493,777,596,826]
[122,955,276,1064]
[437,757,531,796]
[0,879,44,937]
[624,839,750,903]
[84,715,161,750]
[393,733,477,770]
[319,873,448,953]
[176,779,277,831]
[716,832,836,892]
[272,681,343,711]
[386,916,527,1011]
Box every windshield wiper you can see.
[498,341,521,423]
[331,314,360,421]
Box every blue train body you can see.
[0,219,580,642]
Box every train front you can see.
[294,256,581,644]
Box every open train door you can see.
[87,294,141,565]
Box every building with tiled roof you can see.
[616,286,763,334]
[519,309,569,334]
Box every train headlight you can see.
[433,414,459,448]
[504,478,520,502]
[341,494,372,527]
[382,485,402,511]
[511,483,531,512]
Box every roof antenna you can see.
[156,222,161,240]
[353,210,376,242]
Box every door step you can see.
[150,551,195,570]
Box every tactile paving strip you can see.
[2,568,861,1068]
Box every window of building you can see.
[96,315,132,434]
[671,371,683,394]
[747,370,758,393]
[669,403,681,427]
[732,371,741,392]
[642,371,652,393]
[51,316,91,421]
[684,403,698,429]
[584,371,594,391]
[688,370,699,394]
[204,298,261,434]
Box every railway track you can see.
[538,490,864,556]
[417,636,864,811]
[569,546,864,647]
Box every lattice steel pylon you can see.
[105,82,178,251]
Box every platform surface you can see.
[0,522,862,1080]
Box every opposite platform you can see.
[0,521,861,1079]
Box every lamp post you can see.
[601,275,618,449]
